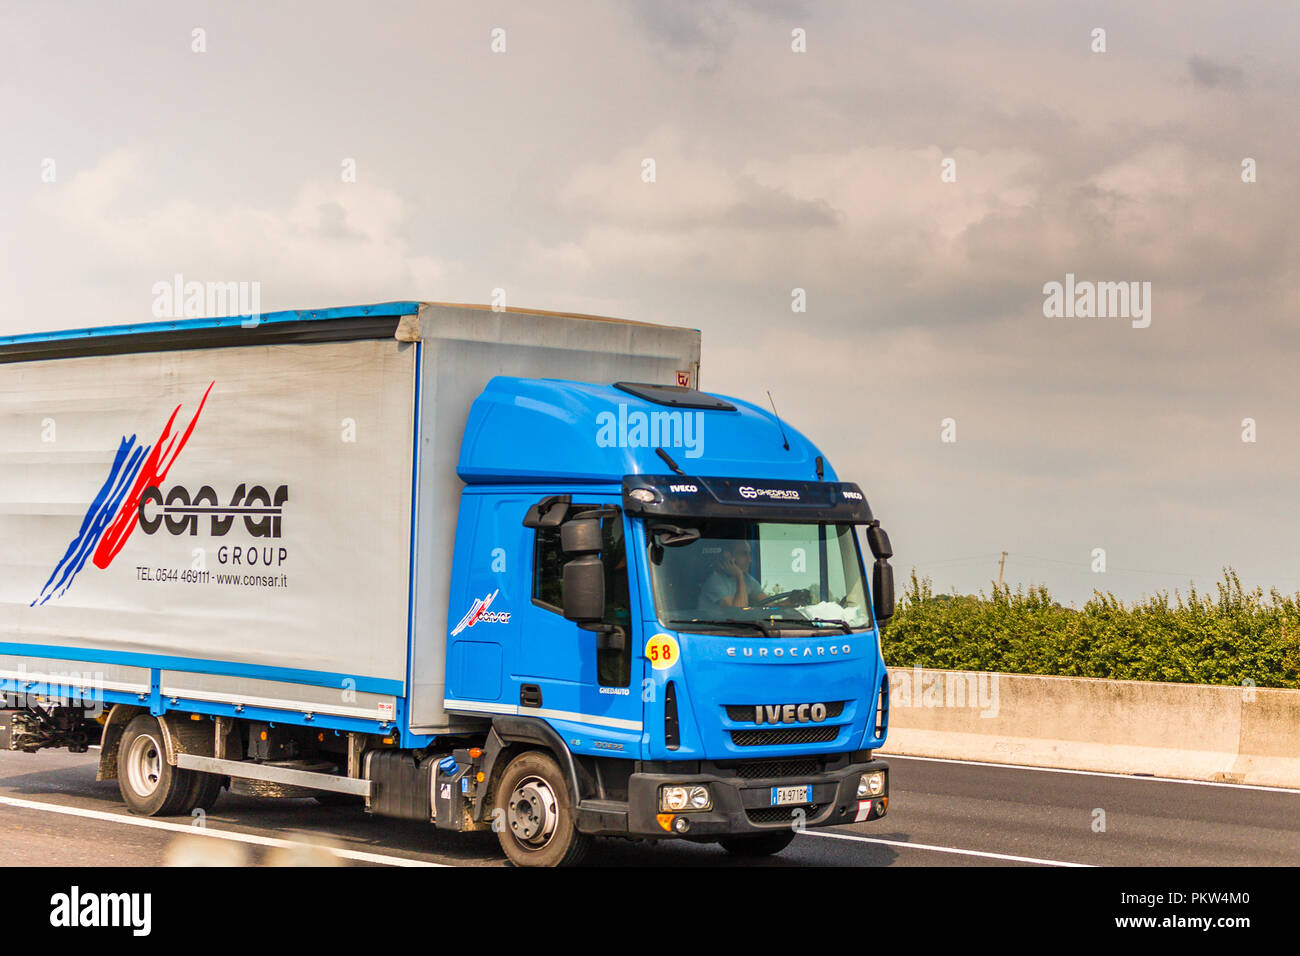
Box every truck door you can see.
[515,498,644,759]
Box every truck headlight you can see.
[858,771,886,798]
[660,784,712,812]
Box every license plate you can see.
[770,785,811,806]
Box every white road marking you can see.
[801,828,1094,867]
[880,752,1300,794]
[0,794,445,867]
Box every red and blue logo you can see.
[32,382,214,606]
[450,590,510,636]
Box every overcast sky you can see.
[2,1,1297,605]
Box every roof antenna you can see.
[766,391,790,451]
[815,456,825,481]
[656,447,686,476]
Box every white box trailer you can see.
[0,302,700,735]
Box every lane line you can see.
[800,828,1094,867]
[879,753,1300,795]
[0,794,445,867]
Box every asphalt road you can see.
[0,748,1296,867]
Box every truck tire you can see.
[116,715,199,816]
[494,750,591,867]
[189,771,225,812]
[719,830,797,857]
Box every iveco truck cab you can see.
[445,375,896,863]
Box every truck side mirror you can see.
[562,557,605,623]
[561,517,605,624]
[561,517,602,555]
[872,558,895,625]
[866,523,893,560]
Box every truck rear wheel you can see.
[494,751,591,867]
[189,771,225,812]
[117,715,199,816]
[719,830,797,857]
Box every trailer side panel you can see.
[0,338,416,722]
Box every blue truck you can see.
[0,301,894,866]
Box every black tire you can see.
[493,751,591,867]
[719,830,797,857]
[189,772,225,813]
[116,715,199,816]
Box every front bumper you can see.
[578,754,889,839]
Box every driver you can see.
[699,539,768,610]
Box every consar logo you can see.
[138,483,288,538]
[451,590,510,636]
[752,703,829,724]
[32,383,213,606]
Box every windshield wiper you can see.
[765,617,854,634]
[667,618,773,637]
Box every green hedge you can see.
[881,571,1300,689]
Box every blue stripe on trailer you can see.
[0,301,421,347]
[2,686,436,748]
[0,641,403,697]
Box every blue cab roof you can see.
[457,377,838,485]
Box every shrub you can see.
[881,570,1300,689]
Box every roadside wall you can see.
[881,666,1300,789]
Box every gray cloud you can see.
[1188,54,1246,89]
[718,182,842,229]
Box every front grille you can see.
[732,758,821,780]
[746,804,822,826]
[725,701,845,722]
[730,726,839,747]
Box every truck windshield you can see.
[646,519,872,633]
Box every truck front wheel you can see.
[117,715,199,816]
[494,751,591,867]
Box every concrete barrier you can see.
[880,665,1300,789]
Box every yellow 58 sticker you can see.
[646,633,680,671]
